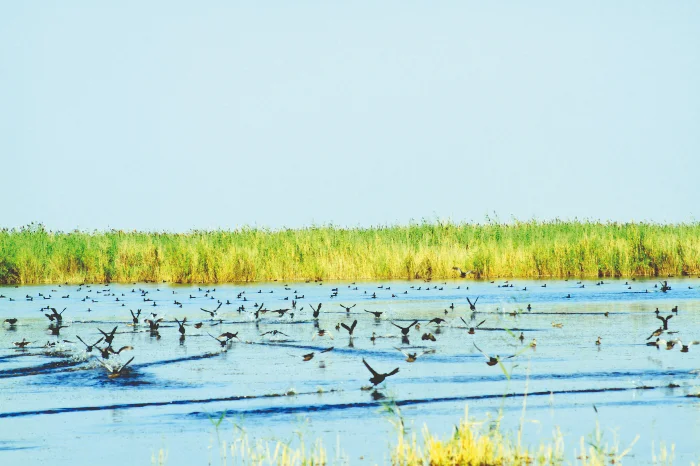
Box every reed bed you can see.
[2,221,700,284]
[152,406,676,466]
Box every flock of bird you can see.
[1,277,697,393]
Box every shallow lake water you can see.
[1,278,699,465]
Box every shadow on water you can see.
[187,385,687,419]
[0,377,690,420]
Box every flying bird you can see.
[362,358,399,385]
[340,320,358,335]
[391,321,418,336]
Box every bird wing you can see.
[94,357,112,371]
[111,346,134,354]
[76,335,88,347]
[394,347,410,358]
[476,320,486,328]
[473,343,491,360]
[466,297,473,306]
[321,347,334,353]
[460,317,468,327]
[350,320,358,332]
[362,358,379,377]
[387,367,400,376]
[408,320,418,329]
[118,357,135,373]
[341,323,351,332]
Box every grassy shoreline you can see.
[2,221,700,284]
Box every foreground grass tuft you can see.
[3,220,700,284]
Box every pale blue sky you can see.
[1,2,699,231]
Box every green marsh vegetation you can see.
[2,221,700,284]
[151,404,677,465]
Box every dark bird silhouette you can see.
[394,347,435,362]
[362,358,399,385]
[207,333,230,348]
[76,335,104,352]
[421,332,436,342]
[95,345,112,359]
[364,309,383,318]
[340,304,356,313]
[657,314,673,330]
[13,338,32,348]
[97,326,118,345]
[45,307,66,323]
[201,302,222,318]
[679,340,700,352]
[460,317,486,334]
[174,317,187,335]
[261,330,289,338]
[4,318,17,325]
[108,345,134,355]
[340,320,358,335]
[145,318,163,333]
[313,329,334,339]
[216,331,240,341]
[428,317,446,325]
[391,320,418,336]
[48,324,67,336]
[310,303,322,318]
[473,343,514,366]
[129,309,141,325]
[467,297,479,311]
